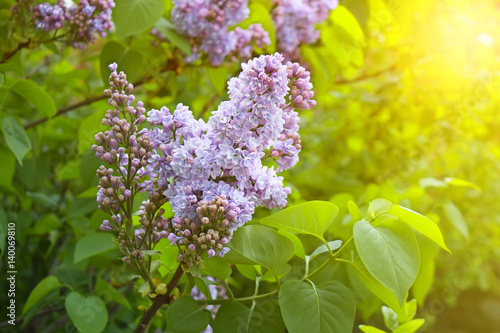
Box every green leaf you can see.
[444,177,481,191]
[347,259,401,313]
[0,207,7,258]
[65,292,108,333]
[279,280,355,333]
[310,240,342,258]
[74,232,116,263]
[389,205,450,252]
[393,319,425,333]
[278,230,305,259]
[54,265,89,289]
[206,66,228,94]
[359,326,387,333]
[348,200,363,221]
[0,73,4,87]
[224,225,294,271]
[2,116,31,165]
[259,201,339,242]
[10,79,56,117]
[213,300,285,333]
[155,18,192,55]
[398,299,417,323]
[240,3,276,53]
[411,235,438,307]
[94,278,131,309]
[167,296,209,333]
[353,219,420,305]
[112,0,164,37]
[369,198,394,219]
[23,276,62,315]
[201,255,232,281]
[99,41,144,85]
[442,201,469,238]
[0,145,17,194]
[381,306,398,331]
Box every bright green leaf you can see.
[65,292,108,333]
[279,280,356,333]
[442,201,469,238]
[112,0,164,37]
[167,296,209,333]
[260,201,339,242]
[348,200,363,221]
[23,276,62,315]
[310,240,342,258]
[393,319,425,333]
[10,79,56,117]
[206,66,228,94]
[359,326,387,333]
[389,205,450,252]
[2,116,31,165]
[444,177,481,191]
[381,306,398,331]
[353,219,420,305]
[224,225,294,271]
[278,230,305,259]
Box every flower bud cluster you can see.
[165,195,234,266]
[272,0,338,60]
[168,0,271,65]
[32,0,115,49]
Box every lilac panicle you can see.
[32,0,115,49]
[272,0,338,60]
[95,53,315,267]
[167,0,270,65]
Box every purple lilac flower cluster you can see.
[272,0,338,60]
[94,53,314,268]
[32,0,114,49]
[169,0,271,65]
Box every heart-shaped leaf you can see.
[65,292,108,333]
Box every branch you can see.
[134,264,185,333]
[0,306,64,329]
[24,94,107,129]
[1,41,30,64]
[334,64,397,85]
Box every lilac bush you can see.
[272,0,338,60]
[169,0,271,65]
[32,0,115,49]
[93,53,315,269]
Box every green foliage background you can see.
[0,0,499,332]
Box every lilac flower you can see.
[272,0,338,60]
[167,0,271,65]
[32,1,65,31]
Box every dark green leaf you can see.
[99,41,144,85]
[54,265,89,289]
[23,276,62,315]
[65,292,108,333]
[279,280,356,333]
[113,0,164,37]
[2,116,31,165]
[167,296,209,333]
[10,79,56,117]
[94,278,131,309]
[213,300,285,333]
[74,232,116,263]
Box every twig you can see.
[133,264,185,333]
[0,306,64,329]
[1,40,30,64]
[334,64,397,85]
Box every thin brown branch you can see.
[334,64,397,85]
[134,264,185,333]
[1,40,30,64]
[0,306,64,329]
